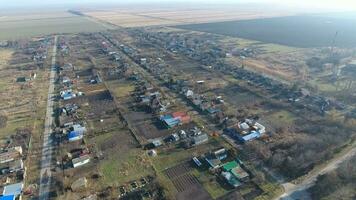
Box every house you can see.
[205,148,227,169]
[222,161,249,182]
[160,115,181,128]
[213,148,228,160]
[172,112,191,124]
[230,166,249,182]
[0,195,16,200]
[192,133,208,146]
[62,104,79,115]
[0,147,22,164]
[62,76,71,85]
[239,131,261,142]
[72,124,86,133]
[0,159,24,174]
[60,90,76,100]
[205,155,221,169]
[221,171,241,188]
[68,131,84,142]
[225,119,266,143]
[160,111,190,128]
[2,182,23,198]
[151,139,163,148]
[72,155,90,168]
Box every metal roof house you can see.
[160,115,180,128]
[2,182,23,198]
[222,161,249,182]
[239,131,261,142]
[192,133,208,146]
[221,171,241,188]
[68,131,84,142]
[0,147,22,164]
[0,195,16,200]
[72,155,90,168]
[160,112,190,128]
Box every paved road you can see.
[277,145,356,200]
[38,36,57,200]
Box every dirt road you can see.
[38,36,57,200]
[277,145,356,200]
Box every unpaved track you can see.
[278,145,356,200]
[39,36,57,200]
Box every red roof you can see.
[172,111,187,118]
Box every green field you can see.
[0,13,107,40]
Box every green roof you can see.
[222,161,238,171]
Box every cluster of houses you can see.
[0,146,25,200]
[59,76,83,101]
[59,112,90,169]
[57,60,91,170]
[181,87,226,122]
[193,148,250,188]
[225,119,266,143]
[133,79,170,114]
[147,126,209,151]
[132,29,226,67]
[58,39,69,55]
[134,29,348,116]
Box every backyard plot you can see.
[164,161,212,200]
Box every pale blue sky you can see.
[2,0,356,11]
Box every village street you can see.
[39,36,57,200]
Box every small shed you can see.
[72,155,90,168]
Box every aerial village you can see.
[0,38,52,200]
[0,21,355,200]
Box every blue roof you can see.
[207,108,221,114]
[63,93,73,100]
[3,182,23,196]
[160,115,180,127]
[0,195,15,200]
[160,114,173,121]
[68,131,83,139]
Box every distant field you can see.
[175,15,356,48]
[83,8,292,27]
[0,12,107,40]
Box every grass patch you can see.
[152,140,222,171]
[266,110,296,127]
[107,80,135,98]
[99,149,154,186]
[192,168,229,199]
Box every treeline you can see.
[308,155,356,200]
[245,119,355,179]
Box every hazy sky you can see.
[2,0,356,12]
